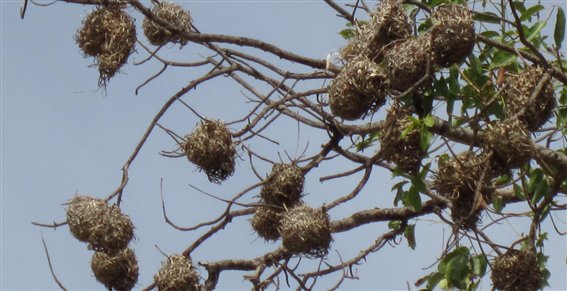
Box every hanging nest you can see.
[278,205,332,257]
[91,248,139,291]
[482,118,532,169]
[503,66,556,131]
[260,163,304,206]
[379,103,425,174]
[93,0,128,10]
[155,254,200,291]
[143,2,192,46]
[429,4,475,67]
[328,57,388,120]
[431,152,495,228]
[491,249,543,291]
[251,204,283,241]
[183,119,236,183]
[75,8,136,84]
[384,37,432,91]
[66,195,134,253]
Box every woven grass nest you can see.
[328,57,388,120]
[76,8,136,84]
[429,4,475,67]
[278,205,332,257]
[251,204,283,241]
[66,195,134,253]
[183,119,236,183]
[503,66,556,131]
[155,254,200,291]
[379,103,424,174]
[384,37,432,91]
[482,118,532,169]
[260,163,304,206]
[491,249,542,291]
[143,2,191,46]
[91,248,139,291]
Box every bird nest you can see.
[143,2,192,46]
[278,205,332,257]
[503,66,556,131]
[91,248,139,291]
[155,254,200,291]
[328,57,388,120]
[183,119,236,183]
[384,37,432,91]
[482,118,532,170]
[491,249,542,291]
[379,103,424,174]
[75,8,136,84]
[260,163,304,206]
[66,195,134,253]
[429,4,475,67]
[251,204,283,241]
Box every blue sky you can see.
[1,0,566,290]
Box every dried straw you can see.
[91,248,139,291]
[278,205,331,257]
[491,249,542,291]
[143,2,192,46]
[155,254,200,291]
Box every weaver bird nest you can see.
[328,57,388,120]
[183,119,236,183]
[503,66,556,131]
[429,4,475,67]
[432,152,495,228]
[76,8,136,84]
[379,104,424,174]
[143,2,192,46]
[91,248,139,291]
[66,195,134,253]
[251,204,284,241]
[384,37,432,91]
[278,205,332,257]
[260,163,304,206]
[482,118,532,169]
[491,249,543,291]
[155,254,200,291]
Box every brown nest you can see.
[384,37,432,91]
[278,205,332,257]
[66,195,134,253]
[143,2,192,46]
[491,249,542,291]
[429,4,475,67]
[328,57,388,120]
[155,254,200,291]
[379,103,424,174]
[183,119,236,183]
[75,8,136,84]
[251,204,283,241]
[503,66,556,131]
[91,248,139,291]
[482,118,532,169]
[260,163,304,206]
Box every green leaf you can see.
[439,247,469,273]
[532,176,549,205]
[555,7,566,49]
[525,21,546,41]
[404,186,422,211]
[492,195,504,213]
[471,255,488,277]
[520,4,544,21]
[404,224,417,250]
[536,232,548,248]
[528,168,544,193]
[489,50,517,69]
[423,115,435,128]
[426,272,445,290]
[473,12,501,24]
[411,175,428,195]
[419,128,433,152]
[388,220,402,230]
[446,254,470,288]
[513,183,526,200]
[339,28,355,40]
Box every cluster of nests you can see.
[75,1,191,84]
[491,249,543,290]
[182,119,236,183]
[66,195,138,290]
[250,164,332,257]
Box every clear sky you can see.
[1,0,566,290]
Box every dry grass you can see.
[251,204,283,241]
[491,249,542,291]
[483,118,532,169]
[278,205,331,257]
[429,4,475,67]
[260,163,304,206]
[91,248,139,291]
[384,37,432,91]
[155,254,200,291]
[143,2,192,46]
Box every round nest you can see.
[328,57,388,120]
[155,254,200,291]
[491,249,542,291]
[384,37,432,91]
[251,204,283,241]
[379,103,424,174]
[503,66,556,131]
[91,248,139,291]
[75,8,136,84]
[260,163,304,206]
[143,2,192,46]
[278,205,332,257]
[482,118,532,169]
[183,119,236,183]
[429,4,475,67]
[66,195,134,253]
